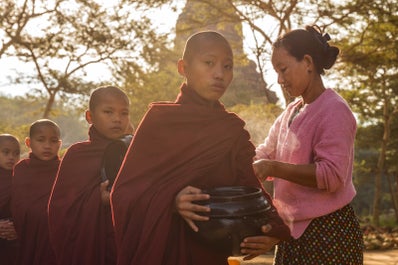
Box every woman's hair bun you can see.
[324,46,340,69]
[306,25,339,70]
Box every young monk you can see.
[110,31,290,265]
[48,86,130,265]
[11,119,61,265]
[0,134,20,265]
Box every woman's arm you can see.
[253,159,317,188]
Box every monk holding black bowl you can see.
[111,31,290,265]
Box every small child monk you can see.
[12,119,61,265]
[0,134,20,265]
[111,31,290,265]
[48,85,131,265]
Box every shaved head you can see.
[89,86,130,111]
[29,119,61,138]
[182,31,233,62]
[0,134,20,147]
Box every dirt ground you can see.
[363,249,398,265]
[228,249,398,265]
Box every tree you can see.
[0,0,38,58]
[0,0,169,118]
[336,0,398,225]
[0,93,88,156]
[117,47,183,126]
[223,0,355,105]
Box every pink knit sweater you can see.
[256,89,357,238]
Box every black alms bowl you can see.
[194,186,272,256]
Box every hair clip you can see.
[323,33,331,42]
[313,31,331,52]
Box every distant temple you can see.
[174,0,277,105]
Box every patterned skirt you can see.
[274,204,364,265]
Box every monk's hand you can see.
[0,219,8,239]
[253,159,274,182]
[175,186,210,232]
[100,180,110,206]
[240,224,280,260]
[0,219,17,240]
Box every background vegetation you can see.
[0,0,397,227]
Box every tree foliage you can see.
[0,93,88,156]
[335,0,398,224]
[223,0,356,105]
[0,0,169,118]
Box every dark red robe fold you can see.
[48,126,116,265]
[11,153,59,265]
[0,167,13,220]
[0,167,17,265]
[111,84,290,265]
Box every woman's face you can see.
[271,47,312,98]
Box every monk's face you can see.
[86,94,130,140]
[26,125,61,161]
[0,139,20,170]
[178,39,233,102]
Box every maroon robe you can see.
[111,84,290,265]
[0,166,17,265]
[48,126,116,265]
[11,153,59,265]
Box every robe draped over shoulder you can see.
[48,126,116,265]
[0,167,17,264]
[12,153,59,265]
[111,84,290,265]
[0,167,12,220]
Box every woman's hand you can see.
[253,159,274,182]
[175,186,210,232]
[240,224,280,260]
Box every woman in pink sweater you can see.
[244,25,364,264]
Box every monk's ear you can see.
[85,110,93,124]
[25,137,31,148]
[177,59,186,77]
[57,140,62,150]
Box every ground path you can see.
[228,249,398,264]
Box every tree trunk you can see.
[373,171,382,226]
[43,91,56,118]
[387,173,398,222]
[395,174,398,222]
[372,96,391,225]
